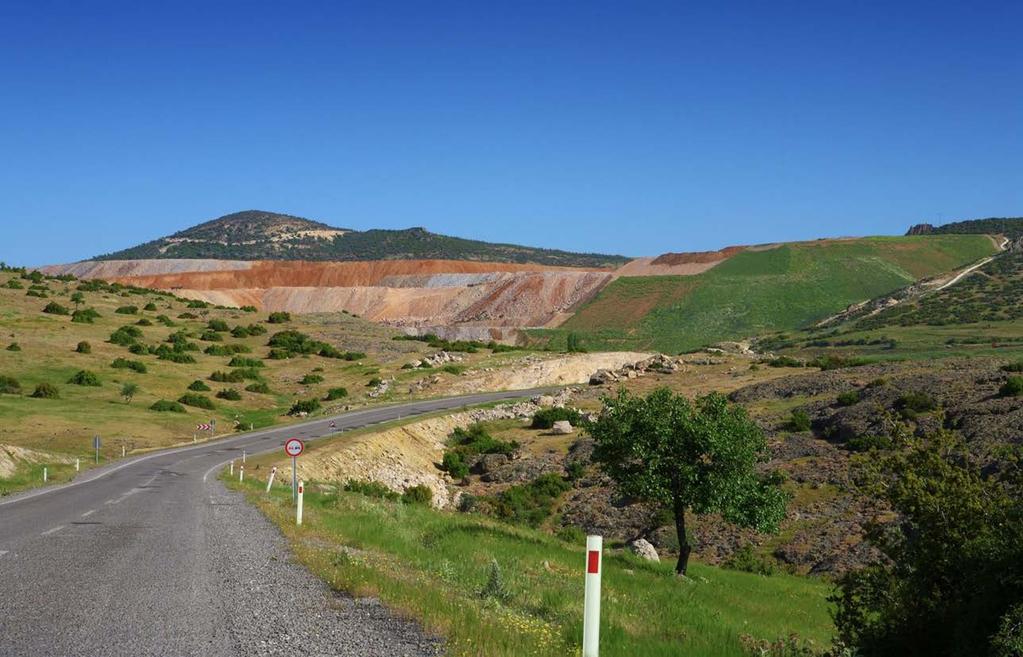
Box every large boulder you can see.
[628,538,660,562]
[589,369,619,385]
[550,420,574,435]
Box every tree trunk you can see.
[674,502,691,576]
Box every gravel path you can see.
[205,479,444,657]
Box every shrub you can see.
[767,356,804,368]
[230,326,250,338]
[723,544,776,576]
[67,370,101,386]
[240,305,258,313]
[477,559,513,603]
[324,387,348,401]
[42,302,69,315]
[441,364,465,375]
[157,350,196,364]
[565,461,586,481]
[1001,361,1023,373]
[204,343,251,356]
[128,344,150,355]
[836,390,861,407]
[143,302,158,311]
[531,407,583,430]
[209,370,244,383]
[288,399,321,416]
[343,351,366,361]
[457,493,478,513]
[566,331,586,353]
[150,399,185,412]
[177,312,198,319]
[343,479,399,501]
[186,300,209,309]
[489,474,571,527]
[0,375,22,394]
[5,279,23,289]
[115,305,138,315]
[26,289,46,298]
[111,358,147,374]
[402,485,433,506]
[207,319,229,332]
[177,393,215,410]
[267,348,292,360]
[75,341,91,354]
[135,318,153,326]
[199,330,223,342]
[244,382,271,394]
[6,343,20,352]
[188,380,212,392]
[109,325,143,346]
[267,330,322,355]
[896,391,938,412]
[786,409,812,432]
[71,308,101,323]
[1000,377,1023,398]
[155,314,175,327]
[847,434,893,452]
[216,388,242,401]
[244,323,267,336]
[449,424,518,456]
[441,452,470,479]
[31,382,59,398]
[228,357,263,368]
[366,377,383,387]
[267,311,291,324]
[300,374,324,385]
[556,525,586,544]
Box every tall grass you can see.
[230,479,834,657]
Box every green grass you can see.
[536,235,997,353]
[228,478,835,657]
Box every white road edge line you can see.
[41,526,65,536]
[81,509,95,517]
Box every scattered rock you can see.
[550,420,574,435]
[628,538,660,562]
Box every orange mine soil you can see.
[43,247,748,338]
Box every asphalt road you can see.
[0,388,551,656]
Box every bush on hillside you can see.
[209,370,244,383]
[177,393,215,410]
[324,387,348,401]
[67,370,101,386]
[199,330,223,342]
[267,311,291,324]
[300,374,324,385]
[288,399,321,416]
[31,383,59,399]
[42,302,69,315]
[240,305,258,313]
[1000,377,1023,398]
[115,305,138,315]
[143,302,158,311]
[531,407,583,430]
[836,390,861,407]
[207,319,229,332]
[787,409,812,432]
[487,474,572,527]
[343,479,399,501]
[244,382,271,394]
[188,380,211,392]
[135,318,153,326]
[216,388,242,401]
[71,308,101,323]
[402,485,433,506]
[723,544,776,576]
[0,375,22,394]
[111,358,147,374]
[150,399,186,412]
[75,341,91,354]
[228,357,263,368]
[109,325,143,346]
[204,343,251,356]
[6,343,21,352]
[157,350,196,364]
[846,434,893,452]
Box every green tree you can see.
[588,388,786,575]
[70,291,85,309]
[832,430,1023,657]
[121,382,139,404]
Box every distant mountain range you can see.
[93,210,629,268]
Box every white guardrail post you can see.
[296,480,304,526]
[266,466,277,493]
[239,464,244,482]
[229,460,234,476]
[43,467,47,483]
[583,535,602,657]
[75,458,80,472]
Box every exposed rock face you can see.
[628,539,660,562]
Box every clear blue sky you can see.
[1,1,1020,266]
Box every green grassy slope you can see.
[758,249,1023,361]
[535,235,997,353]
[231,477,835,657]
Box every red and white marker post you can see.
[583,535,602,657]
[296,480,304,526]
[266,466,277,493]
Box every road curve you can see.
[0,388,552,656]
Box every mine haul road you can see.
[0,388,552,657]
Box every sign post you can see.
[583,535,603,657]
[93,436,101,464]
[284,438,304,504]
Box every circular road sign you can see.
[284,438,304,458]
